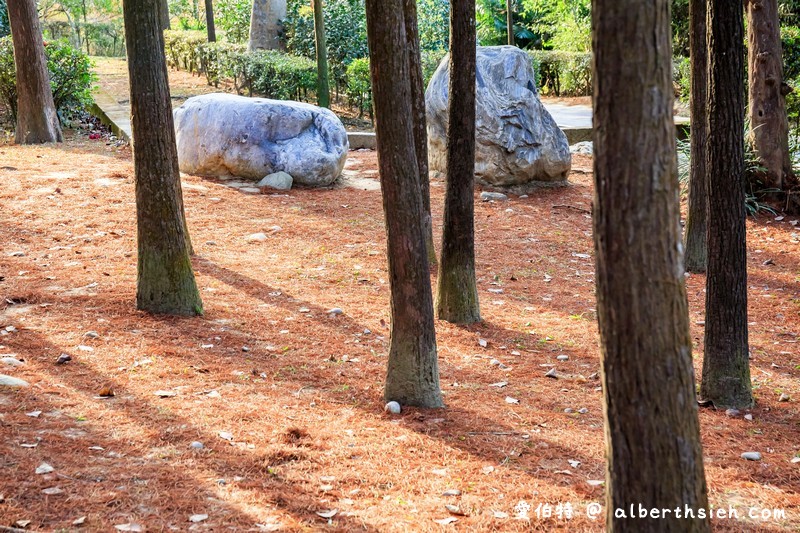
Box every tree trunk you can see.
[364,0,443,408]
[701,0,754,409]
[403,0,436,265]
[205,0,216,42]
[506,0,514,46]
[684,0,708,273]
[159,0,170,30]
[248,0,286,51]
[312,0,330,108]
[746,0,792,191]
[123,0,203,316]
[435,0,480,325]
[592,0,711,531]
[7,0,62,144]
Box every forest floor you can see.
[1,117,800,531]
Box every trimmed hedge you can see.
[528,50,592,97]
[164,30,317,101]
[0,36,95,122]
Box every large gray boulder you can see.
[426,46,571,187]
[174,93,348,187]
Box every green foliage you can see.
[166,31,315,101]
[0,0,8,39]
[214,0,251,44]
[417,0,450,51]
[421,49,448,87]
[672,0,689,57]
[476,0,541,48]
[782,25,800,79]
[0,36,96,122]
[528,50,591,96]
[169,0,205,30]
[673,56,691,102]
[345,57,370,116]
[523,0,590,52]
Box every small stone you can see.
[327,308,344,316]
[299,307,311,313]
[84,331,100,338]
[9,251,25,257]
[42,487,64,495]
[791,457,800,464]
[36,462,55,474]
[442,489,462,496]
[744,414,754,421]
[779,393,790,402]
[384,401,401,414]
[189,514,208,523]
[741,452,762,461]
[258,171,294,191]
[556,355,569,362]
[246,233,268,242]
[0,374,30,387]
[242,346,250,353]
[205,240,217,245]
[564,408,574,413]
[725,409,740,417]
[190,441,205,449]
[1,356,24,367]
[56,354,72,365]
[154,390,177,398]
[578,408,588,414]
[480,192,508,202]
[505,396,519,404]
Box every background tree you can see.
[403,0,436,265]
[312,0,329,107]
[701,0,754,409]
[160,0,170,29]
[593,0,711,530]
[7,0,62,144]
[248,0,286,51]
[123,0,203,316]
[684,0,708,273]
[205,0,216,41]
[506,0,513,45]
[747,0,794,198]
[364,0,443,408]
[436,0,480,325]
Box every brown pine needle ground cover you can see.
[0,128,799,532]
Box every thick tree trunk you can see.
[436,0,480,325]
[248,0,286,51]
[123,0,203,316]
[312,0,330,108]
[701,0,754,409]
[7,0,62,144]
[403,0,436,265]
[592,0,711,531]
[746,0,792,191]
[365,0,443,408]
[684,0,708,273]
[506,0,514,46]
[205,0,216,42]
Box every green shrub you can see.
[0,36,96,122]
[214,0,252,44]
[673,56,691,102]
[0,0,9,39]
[528,50,592,96]
[782,25,800,80]
[421,49,448,87]
[346,57,371,116]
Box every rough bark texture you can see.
[435,0,480,325]
[312,0,330,108]
[592,0,711,531]
[684,0,708,273]
[159,0,170,30]
[506,0,514,46]
[701,0,754,409]
[403,0,436,265]
[205,0,216,42]
[746,0,792,191]
[365,0,443,408]
[123,0,203,316]
[7,0,62,144]
[248,0,286,51]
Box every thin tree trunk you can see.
[205,0,216,42]
[746,0,792,191]
[364,0,443,408]
[403,0,436,265]
[123,0,203,316]
[506,0,514,46]
[159,0,170,30]
[7,0,62,144]
[684,0,708,273]
[312,0,330,108]
[436,0,480,325]
[701,0,754,409]
[592,0,711,530]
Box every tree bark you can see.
[365,0,443,408]
[7,0,62,144]
[435,0,480,325]
[159,0,170,30]
[123,0,203,316]
[592,0,711,531]
[746,0,792,191]
[312,0,330,108]
[403,0,436,265]
[205,0,216,42]
[701,0,754,409]
[248,0,286,51]
[506,0,514,46]
[684,0,708,273]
